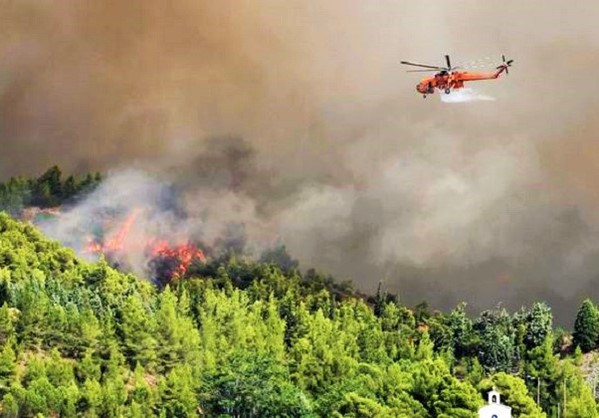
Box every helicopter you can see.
[400,54,514,98]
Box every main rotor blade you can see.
[455,57,494,70]
[406,69,439,72]
[400,61,444,70]
[445,55,451,69]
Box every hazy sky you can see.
[2,0,599,324]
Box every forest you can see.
[0,169,598,416]
[0,166,101,215]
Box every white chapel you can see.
[478,387,512,418]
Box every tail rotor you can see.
[497,54,514,74]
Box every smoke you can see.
[440,88,496,103]
[3,0,599,323]
[38,169,269,278]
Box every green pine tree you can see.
[573,299,599,352]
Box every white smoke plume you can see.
[37,169,272,278]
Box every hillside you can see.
[0,166,101,216]
[0,212,596,417]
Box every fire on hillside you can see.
[85,208,206,285]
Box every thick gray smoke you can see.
[3,1,599,324]
[38,168,272,278]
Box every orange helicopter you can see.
[401,54,513,98]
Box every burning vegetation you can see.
[147,240,207,285]
[85,208,206,285]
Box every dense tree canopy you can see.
[0,212,596,416]
[573,299,599,353]
[0,166,101,214]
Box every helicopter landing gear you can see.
[444,88,451,94]
[423,95,427,99]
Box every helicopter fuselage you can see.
[416,67,506,96]
[402,54,513,97]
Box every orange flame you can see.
[85,208,206,281]
[86,209,141,254]
[149,239,206,280]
